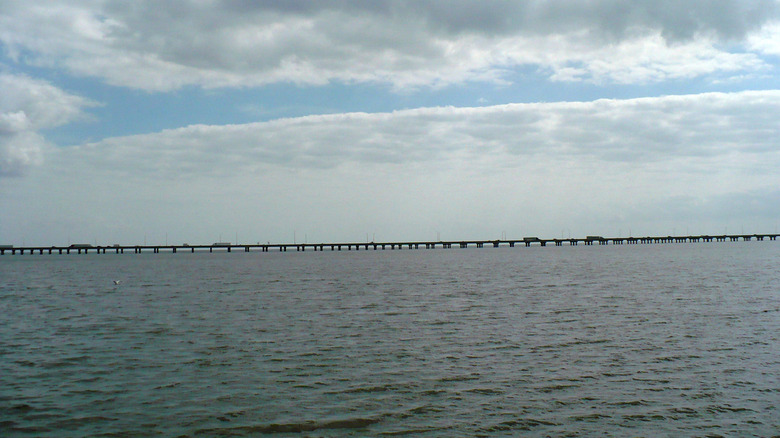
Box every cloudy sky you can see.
[1,0,779,246]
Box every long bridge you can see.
[1,234,777,255]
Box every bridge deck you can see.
[1,234,777,255]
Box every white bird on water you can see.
[113,280,121,285]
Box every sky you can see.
[1,0,779,246]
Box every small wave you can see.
[379,427,443,436]
[297,351,323,357]
[9,403,35,412]
[570,413,612,422]
[205,416,384,434]
[340,384,399,394]
[144,327,169,335]
[611,400,648,407]
[570,339,611,346]
[428,319,453,326]
[689,391,721,400]
[652,355,682,362]
[405,405,443,415]
[632,377,671,384]
[536,383,580,393]
[0,420,18,429]
[1,424,51,434]
[464,387,504,395]
[50,415,118,429]
[215,411,245,422]
[482,418,558,432]
[622,413,666,421]
[668,407,699,416]
[41,355,90,368]
[439,374,480,382]
[705,404,753,414]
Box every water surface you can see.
[1,243,778,436]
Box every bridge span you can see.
[1,234,777,255]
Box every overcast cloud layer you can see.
[1,1,779,245]
[1,0,779,90]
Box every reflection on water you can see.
[1,243,778,436]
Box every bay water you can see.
[1,242,778,436]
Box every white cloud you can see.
[1,1,777,91]
[0,73,93,176]
[56,90,780,177]
[748,22,780,55]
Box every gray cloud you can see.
[403,0,778,40]
[141,0,778,40]
[1,1,777,90]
